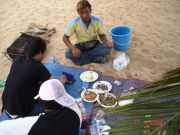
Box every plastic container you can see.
[113,80,122,86]
[76,98,86,121]
[94,110,105,120]
[90,119,98,135]
[109,26,132,51]
[113,41,130,51]
[48,56,57,63]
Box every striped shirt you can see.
[64,16,105,44]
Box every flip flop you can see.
[0,80,6,87]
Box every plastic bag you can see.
[113,52,130,71]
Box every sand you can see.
[0,0,180,109]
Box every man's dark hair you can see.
[77,0,91,12]
[25,36,46,59]
[41,100,63,111]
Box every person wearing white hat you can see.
[0,79,82,135]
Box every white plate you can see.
[97,93,117,108]
[118,99,134,106]
[81,89,98,102]
[93,81,112,93]
[80,71,98,82]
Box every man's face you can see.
[78,7,91,23]
[38,52,45,62]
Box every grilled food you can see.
[84,90,97,101]
[96,84,108,91]
[99,93,117,106]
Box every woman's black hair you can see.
[41,100,63,111]
[25,36,46,59]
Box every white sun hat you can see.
[34,79,75,107]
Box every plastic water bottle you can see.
[104,62,110,70]
[90,119,98,135]
[48,56,57,63]
[75,98,87,121]
[94,110,105,120]
[82,81,89,89]
[113,80,122,86]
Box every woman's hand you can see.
[60,75,67,84]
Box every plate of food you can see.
[80,71,98,82]
[81,89,98,102]
[97,93,117,108]
[93,81,112,93]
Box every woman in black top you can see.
[2,37,51,117]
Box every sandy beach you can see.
[0,0,180,109]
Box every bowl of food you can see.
[80,71,98,82]
[97,93,117,108]
[81,89,98,102]
[93,81,112,93]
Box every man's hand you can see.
[99,34,113,48]
[72,47,81,58]
[107,41,113,48]
[63,35,81,58]
[60,75,67,84]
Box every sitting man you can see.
[0,79,81,135]
[63,0,113,66]
[1,36,66,119]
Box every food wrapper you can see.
[62,72,75,84]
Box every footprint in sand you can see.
[140,48,150,54]
[164,49,180,59]
[153,54,162,60]
[132,36,145,47]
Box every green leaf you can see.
[101,67,180,134]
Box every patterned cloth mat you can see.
[45,63,148,135]
[0,62,148,135]
[86,75,147,135]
